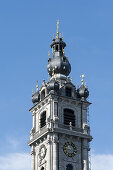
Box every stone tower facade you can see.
[28,21,92,170]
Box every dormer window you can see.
[40,111,46,128]
[56,45,58,51]
[65,87,72,97]
[41,89,45,100]
[60,45,62,51]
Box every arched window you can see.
[41,167,44,170]
[66,164,73,170]
[40,111,46,128]
[64,109,75,126]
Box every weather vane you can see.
[57,20,59,38]
[80,74,85,84]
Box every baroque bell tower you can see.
[28,21,92,170]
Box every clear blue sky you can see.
[0,0,113,163]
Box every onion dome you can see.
[32,91,40,104]
[47,20,71,77]
[47,77,59,92]
[77,74,89,100]
[32,81,40,104]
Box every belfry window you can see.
[64,109,75,126]
[40,111,46,128]
[66,164,73,170]
[41,167,44,170]
[65,87,72,97]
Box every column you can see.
[82,139,89,170]
[31,145,35,170]
[47,134,51,170]
[53,134,58,170]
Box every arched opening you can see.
[66,164,73,170]
[40,111,46,128]
[41,167,44,170]
[64,109,75,126]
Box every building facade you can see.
[28,22,92,170]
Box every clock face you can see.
[39,144,46,160]
[63,142,77,157]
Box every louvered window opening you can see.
[64,109,75,126]
[65,87,72,97]
[40,111,46,128]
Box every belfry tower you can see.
[28,21,92,170]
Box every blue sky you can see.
[0,0,113,169]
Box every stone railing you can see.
[58,123,83,132]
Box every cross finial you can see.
[36,80,38,91]
[80,74,85,84]
[57,20,59,38]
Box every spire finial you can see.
[63,49,65,55]
[36,80,39,91]
[52,68,55,76]
[85,82,86,87]
[80,74,85,84]
[71,77,72,82]
[48,75,50,81]
[48,51,50,59]
[57,20,59,38]
[53,33,54,39]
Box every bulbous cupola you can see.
[77,74,89,100]
[32,81,40,104]
[47,20,71,77]
[47,77,59,92]
[32,91,40,104]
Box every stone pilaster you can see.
[47,134,51,170]
[31,145,35,170]
[53,134,58,170]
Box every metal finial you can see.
[57,20,59,38]
[46,81,47,85]
[63,49,65,55]
[80,74,85,84]
[53,33,54,39]
[36,80,38,91]
[71,77,72,82]
[52,68,55,76]
[60,33,61,38]
[48,51,50,59]
[43,80,45,85]
[85,82,86,87]
[48,75,49,81]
